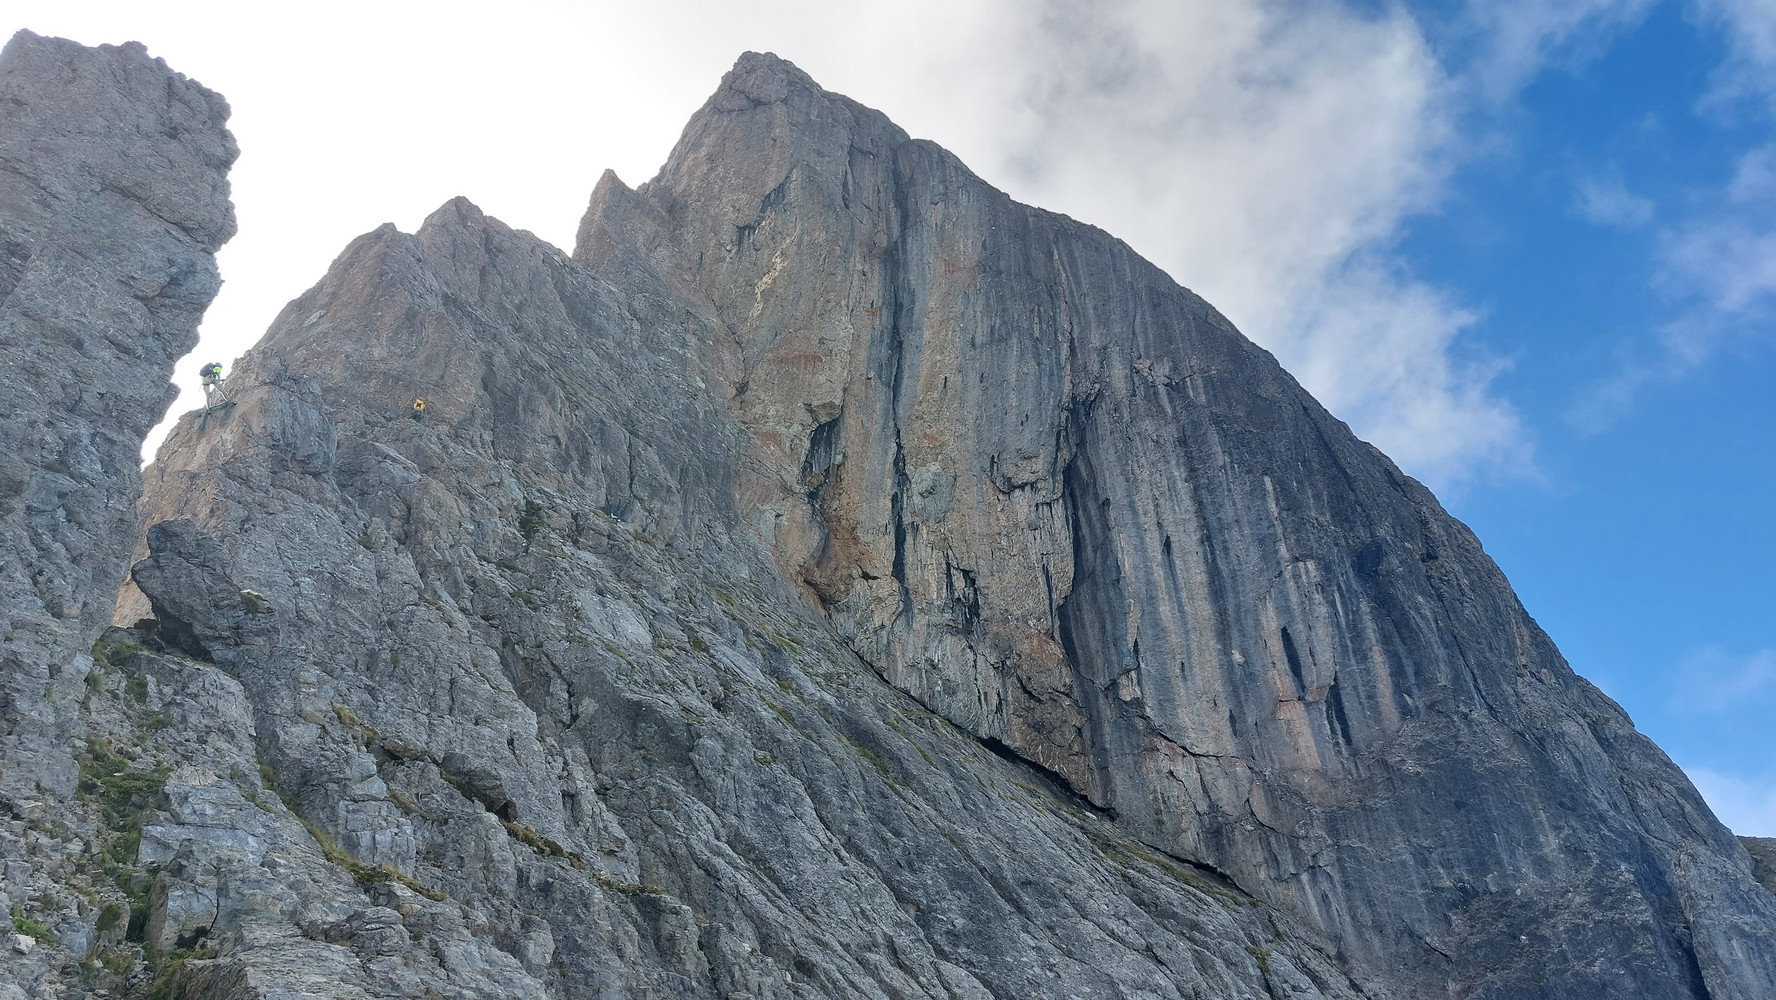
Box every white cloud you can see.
[1685,766,1776,837]
[1698,0,1776,109]
[1576,139,1776,428]
[1661,218,1776,317]
[888,0,1531,488]
[1574,173,1655,228]
[21,0,1552,488]
[1573,3,1776,427]
[1281,254,1531,482]
[1671,646,1776,714]
[1725,142,1776,202]
[1661,144,1776,315]
[1454,0,1656,105]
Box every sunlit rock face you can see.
[578,52,1776,1000]
[5,31,1773,1000]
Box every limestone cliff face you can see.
[0,30,234,815]
[111,198,1364,998]
[5,33,1774,1000]
[577,53,1776,1000]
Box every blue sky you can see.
[1400,0,1776,835]
[22,0,1775,833]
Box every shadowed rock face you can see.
[577,53,1776,1000]
[0,29,235,808]
[1747,838,1776,895]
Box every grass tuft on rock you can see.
[148,945,212,1000]
[501,819,587,870]
[95,900,126,935]
[10,903,51,939]
[518,499,547,539]
[78,738,173,857]
[92,637,146,671]
[296,814,446,901]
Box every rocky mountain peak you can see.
[0,30,236,252]
[715,51,812,107]
[578,47,1776,1000]
[4,31,1774,1000]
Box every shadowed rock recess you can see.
[2,33,1772,1000]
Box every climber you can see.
[412,397,426,421]
[199,362,227,411]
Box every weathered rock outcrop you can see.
[576,53,1776,1000]
[1747,838,1776,895]
[0,29,234,998]
[5,32,1773,1000]
[116,194,1368,999]
[0,28,235,810]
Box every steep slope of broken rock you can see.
[0,30,235,998]
[575,53,1776,1000]
[118,195,1372,999]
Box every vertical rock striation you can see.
[0,29,234,813]
[124,196,1370,998]
[576,52,1776,999]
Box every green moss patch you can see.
[297,815,445,901]
[501,819,587,870]
[78,739,173,858]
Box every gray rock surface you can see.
[117,192,1369,999]
[0,29,234,999]
[576,52,1776,1000]
[0,28,235,810]
[4,32,1773,1000]
[1745,837,1776,895]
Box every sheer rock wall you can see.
[0,28,234,809]
[0,28,234,998]
[119,195,1367,999]
[576,53,1776,1000]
